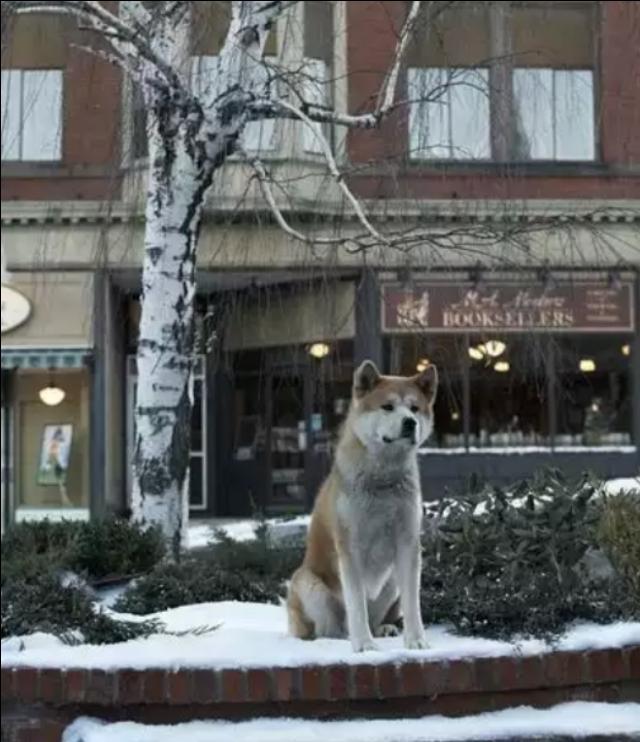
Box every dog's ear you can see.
[353,360,381,398]
[414,364,438,404]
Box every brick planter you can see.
[2,646,639,742]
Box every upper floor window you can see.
[1,69,63,161]
[409,67,490,160]
[513,68,595,161]
[407,1,596,163]
[302,1,334,153]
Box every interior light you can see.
[590,401,600,413]
[468,346,485,361]
[451,410,460,421]
[484,340,506,358]
[494,361,510,373]
[39,385,66,406]
[579,358,596,373]
[309,342,330,359]
[621,344,630,357]
[416,358,430,372]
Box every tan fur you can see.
[286,363,437,645]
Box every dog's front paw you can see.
[375,623,401,638]
[404,633,428,650]
[351,635,380,652]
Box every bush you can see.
[1,518,165,643]
[420,470,639,639]
[1,569,160,644]
[1,518,165,583]
[114,526,304,614]
[597,491,640,600]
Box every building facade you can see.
[1,1,638,529]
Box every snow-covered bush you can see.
[420,470,639,638]
[114,525,304,615]
[1,519,165,643]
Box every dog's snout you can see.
[402,417,417,436]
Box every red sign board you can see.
[382,282,635,333]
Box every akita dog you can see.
[287,360,437,652]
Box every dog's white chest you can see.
[337,482,420,597]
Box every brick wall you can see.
[345,1,640,201]
[2,646,638,742]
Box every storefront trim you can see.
[419,445,637,456]
[1,346,92,370]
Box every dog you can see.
[286,359,438,652]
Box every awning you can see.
[1,347,92,370]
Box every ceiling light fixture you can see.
[416,358,430,372]
[579,358,596,373]
[494,361,510,373]
[484,340,506,358]
[309,342,330,359]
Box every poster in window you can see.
[37,424,73,486]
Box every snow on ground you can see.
[2,601,639,671]
[62,702,640,742]
[604,477,640,495]
[187,516,310,549]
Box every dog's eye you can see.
[381,403,394,412]
[410,405,420,413]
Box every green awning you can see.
[1,347,92,370]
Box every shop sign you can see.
[382,282,635,333]
[1,285,32,334]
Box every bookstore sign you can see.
[382,282,635,334]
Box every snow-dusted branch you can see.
[375,0,422,117]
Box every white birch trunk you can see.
[130,1,282,556]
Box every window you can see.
[1,69,63,161]
[555,336,632,447]
[408,68,490,160]
[512,69,594,161]
[301,58,330,153]
[406,2,596,162]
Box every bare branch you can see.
[276,97,390,246]
[375,0,421,117]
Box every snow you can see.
[62,702,640,742]
[420,446,637,455]
[604,477,639,495]
[2,601,639,672]
[187,516,310,549]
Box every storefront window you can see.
[387,335,465,449]
[555,335,632,447]
[15,369,90,512]
[468,335,550,448]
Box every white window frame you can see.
[126,355,208,511]
[408,66,491,161]
[301,58,330,154]
[1,68,63,162]
[512,67,595,162]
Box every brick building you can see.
[1,1,638,528]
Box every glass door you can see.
[267,366,307,513]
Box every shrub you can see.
[114,526,304,614]
[420,470,639,639]
[597,491,640,600]
[1,569,160,644]
[1,518,165,643]
[1,518,165,583]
